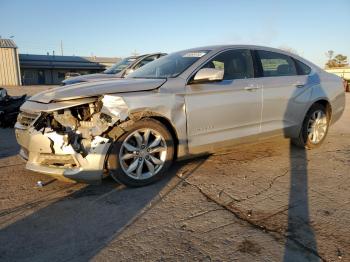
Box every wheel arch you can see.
[149,115,179,160]
[128,111,180,160]
[290,98,332,139]
[309,98,332,121]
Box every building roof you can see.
[0,39,17,48]
[19,54,120,70]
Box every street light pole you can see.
[60,40,64,56]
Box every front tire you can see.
[107,118,174,187]
[292,103,330,149]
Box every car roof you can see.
[181,44,291,53]
[181,45,320,70]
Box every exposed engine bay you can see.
[15,95,133,183]
[33,101,115,157]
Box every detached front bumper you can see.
[15,123,111,184]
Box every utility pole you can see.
[60,40,64,56]
[131,49,139,56]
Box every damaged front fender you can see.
[100,92,188,158]
[15,89,188,184]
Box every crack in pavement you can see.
[179,208,225,222]
[201,221,237,234]
[220,169,289,204]
[178,175,327,262]
[106,158,209,248]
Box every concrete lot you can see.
[0,87,349,261]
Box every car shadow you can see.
[0,128,20,159]
[0,156,208,262]
[283,73,322,261]
[283,142,319,261]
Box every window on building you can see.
[58,72,66,80]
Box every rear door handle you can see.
[295,84,305,88]
[244,86,260,91]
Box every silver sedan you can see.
[15,45,345,186]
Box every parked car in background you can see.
[61,53,166,85]
[0,88,26,127]
[65,72,81,79]
[15,45,345,187]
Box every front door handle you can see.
[295,84,305,88]
[244,86,260,91]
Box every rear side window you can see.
[294,59,312,75]
[202,49,254,80]
[257,50,297,77]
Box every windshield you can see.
[104,57,136,74]
[127,50,209,79]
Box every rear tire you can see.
[292,104,330,149]
[107,118,174,187]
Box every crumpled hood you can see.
[62,73,123,85]
[29,78,166,103]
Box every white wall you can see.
[0,48,21,86]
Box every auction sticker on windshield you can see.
[183,52,207,58]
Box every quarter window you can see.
[294,59,311,75]
[257,50,297,77]
[202,49,254,80]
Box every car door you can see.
[254,50,310,136]
[185,49,262,154]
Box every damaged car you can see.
[15,45,345,187]
[0,88,26,128]
[61,53,166,86]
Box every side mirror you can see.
[124,68,134,76]
[192,68,224,84]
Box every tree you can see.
[325,52,348,68]
[334,54,348,67]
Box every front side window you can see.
[128,50,209,79]
[201,49,254,80]
[257,50,297,77]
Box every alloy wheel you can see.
[307,110,328,144]
[119,128,167,180]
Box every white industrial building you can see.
[0,39,21,86]
[0,39,119,85]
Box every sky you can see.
[0,0,349,67]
